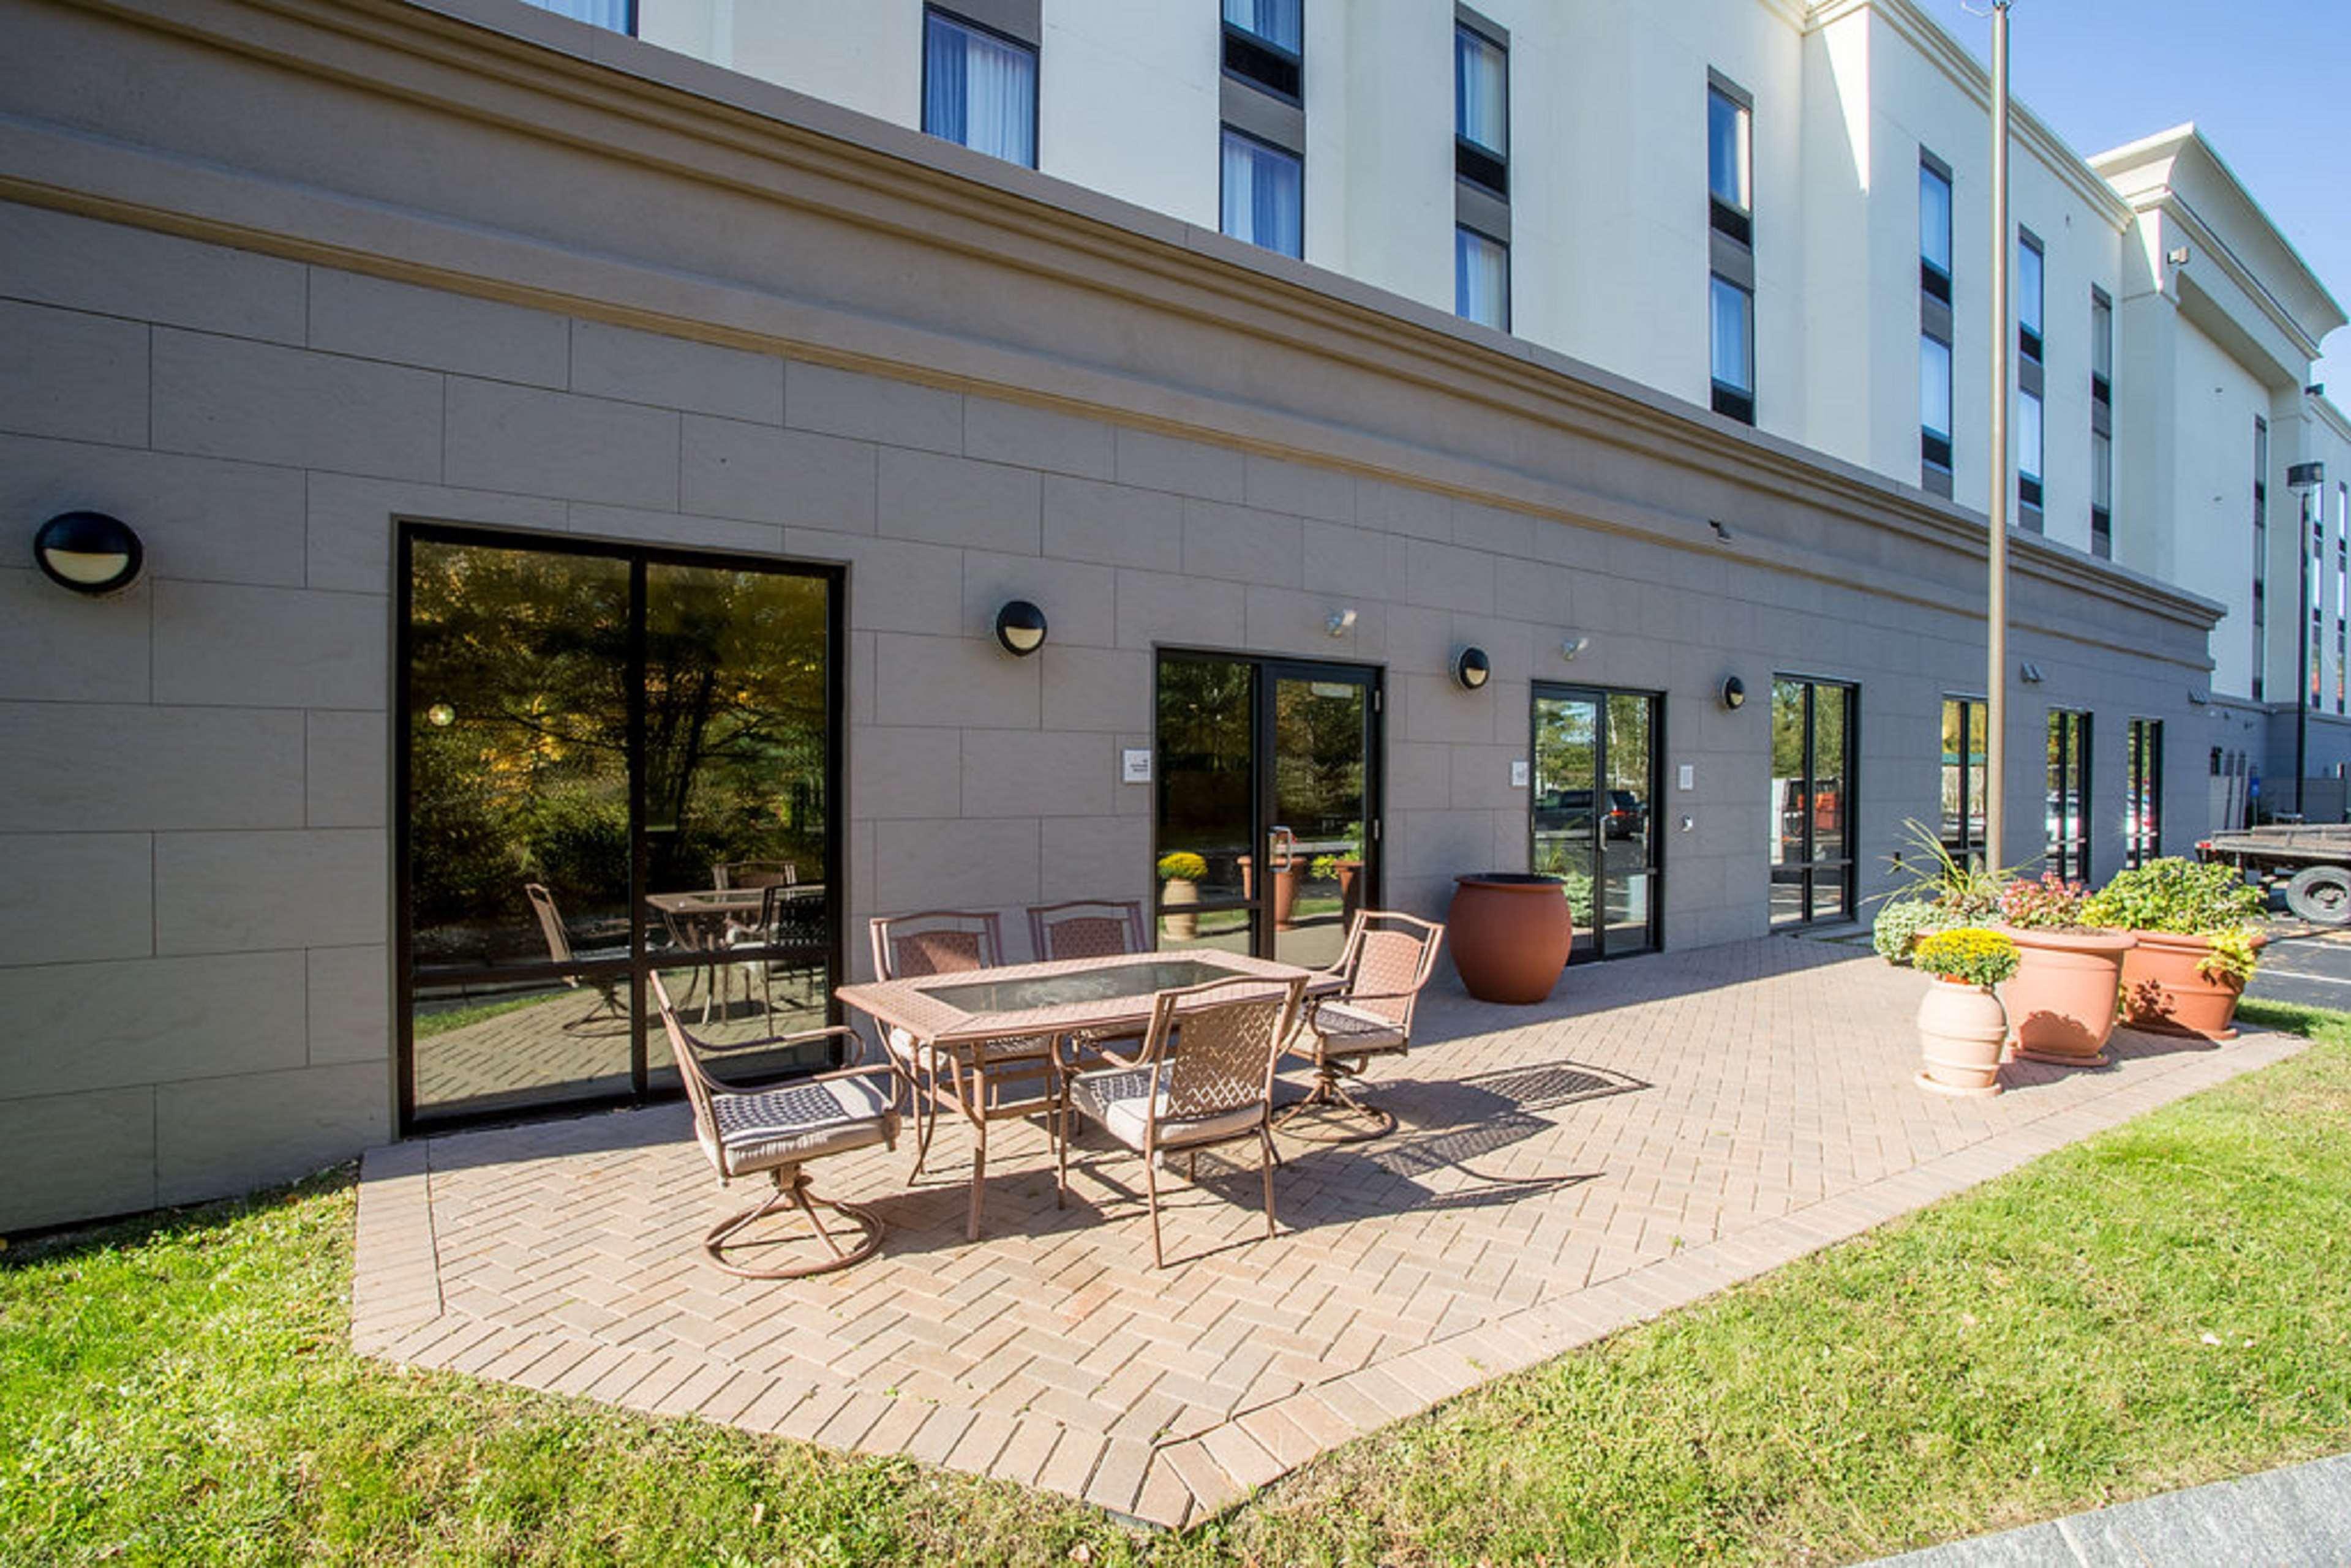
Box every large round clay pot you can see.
[1240,856,1302,931]
[1160,877,1199,940]
[1334,860,1364,925]
[1916,978,2007,1097]
[1448,874,1573,1003]
[1996,926,2134,1067]
[2118,929,2265,1041]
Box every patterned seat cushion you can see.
[1307,1000,1409,1057]
[710,1072,897,1177]
[1069,1065,1264,1150]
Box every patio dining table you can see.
[837,948,1336,1240]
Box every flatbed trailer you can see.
[2197,824,2351,924]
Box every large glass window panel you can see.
[1920,161,1952,278]
[2126,718,2162,868]
[1710,274,1753,396]
[1223,0,1300,53]
[1940,697,1987,861]
[1920,334,1952,442]
[1602,693,1660,956]
[1532,694,1600,947]
[1769,677,1856,926]
[2047,708,2091,882]
[2018,236,2045,347]
[1221,129,1303,258]
[1271,675,1369,970]
[1708,86,1750,211]
[923,10,1037,167]
[1157,656,1257,918]
[1456,227,1509,331]
[1455,25,1507,155]
[2092,291,2114,384]
[522,0,631,31]
[2018,388,2044,482]
[2092,429,2112,509]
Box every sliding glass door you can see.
[1531,685,1664,958]
[399,526,842,1128]
[1770,676,1857,926]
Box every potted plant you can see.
[1310,850,1366,924]
[1911,927,2019,1097]
[1994,872,2135,1067]
[1871,820,1997,968]
[1238,849,1301,930]
[1872,897,1954,966]
[1448,872,1573,1003]
[2084,858,2268,1040]
[1156,852,1206,939]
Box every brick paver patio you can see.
[351,936,2304,1528]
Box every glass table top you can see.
[917,959,1243,1016]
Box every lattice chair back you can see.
[870,910,1006,980]
[649,971,726,1169]
[524,882,576,967]
[1337,910,1446,1033]
[715,859,798,890]
[1028,900,1148,962]
[1146,975,1306,1128]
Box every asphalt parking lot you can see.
[2246,916,2351,1011]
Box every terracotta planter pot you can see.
[1996,925,2134,1067]
[1236,856,1301,930]
[2118,929,2265,1041]
[1159,877,1199,940]
[1448,874,1573,1004]
[1334,860,1364,925]
[1916,977,2007,1097]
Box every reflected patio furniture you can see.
[1277,910,1445,1141]
[650,973,896,1279]
[1055,972,1306,1269]
[867,910,1055,1188]
[734,882,829,1010]
[523,882,630,1033]
[713,859,798,891]
[1026,899,1149,961]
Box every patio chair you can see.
[867,910,1054,1181]
[1055,972,1306,1268]
[1276,910,1445,1141]
[713,859,798,891]
[723,882,828,1016]
[1026,899,1149,961]
[651,972,896,1279]
[524,882,630,1033]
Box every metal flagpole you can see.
[1985,0,2012,868]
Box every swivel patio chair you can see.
[1277,909,1445,1141]
[867,910,1054,1181]
[1056,972,1306,1268]
[524,882,630,1033]
[651,972,897,1279]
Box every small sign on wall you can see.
[1677,763,1696,792]
[1510,759,1530,789]
[1121,748,1153,785]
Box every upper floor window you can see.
[1454,22,1508,196]
[522,0,633,30]
[1456,227,1508,331]
[922,8,1038,168]
[2018,230,2045,363]
[2091,288,2113,404]
[1919,159,1953,302]
[1707,80,1752,244]
[2018,388,2044,517]
[1221,127,1303,258]
[1710,274,1755,424]
[1920,334,1954,473]
[1224,0,1302,101]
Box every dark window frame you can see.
[1218,123,1305,258]
[1222,4,1304,103]
[1710,272,1755,424]
[1453,17,1509,197]
[920,4,1043,170]
[2047,707,2093,882]
[2125,717,2163,868]
[1530,681,1669,962]
[1940,694,1988,865]
[1770,675,1859,928]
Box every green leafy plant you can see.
[1308,854,1342,881]
[2083,857,2265,936]
[1998,872,2090,930]
[1155,851,1207,882]
[1911,926,2021,988]
[2197,927,2263,986]
[1872,899,1953,966]
[1881,819,2012,920]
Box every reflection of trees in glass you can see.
[1157,659,1252,863]
[1274,682,1364,849]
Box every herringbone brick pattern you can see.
[353,936,2304,1528]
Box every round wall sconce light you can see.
[1720,675,1747,710]
[1452,645,1492,691]
[32,510,143,596]
[993,599,1048,657]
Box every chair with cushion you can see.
[650,972,897,1278]
[1026,899,1149,962]
[1277,910,1445,1141]
[713,859,798,890]
[524,882,630,1033]
[866,910,1053,1183]
[1055,972,1306,1268]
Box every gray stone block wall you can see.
[0,197,2211,1230]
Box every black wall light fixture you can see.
[1452,645,1491,691]
[993,599,1048,656]
[32,510,143,595]
[1720,675,1747,710]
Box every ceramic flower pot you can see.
[1239,856,1301,930]
[1334,859,1364,925]
[1996,925,2134,1067]
[1916,978,2007,1097]
[2118,929,2265,1040]
[1448,874,1573,1003]
[1159,877,1199,940]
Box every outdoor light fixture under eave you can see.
[993,599,1048,657]
[1720,675,1747,710]
[1560,633,1591,661]
[1452,646,1492,691]
[32,510,143,596]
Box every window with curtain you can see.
[923,9,1037,168]
[2018,388,2044,516]
[1221,129,1302,258]
[521,0,632,32]
[1456,227,1508,331]
[1919,160,1952,296]
[1920,333,1952,470]
[2018,233,2045,360]
[1710,274,1753,421]
[1456,26,1507,158]
[1223,0,1301,54]
[1707,86,1750,212]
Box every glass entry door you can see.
[1154,653,1379,969]
[1531,685,1664,959]
[1770,676,1856,926]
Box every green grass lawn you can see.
[5,1001,2348,1566]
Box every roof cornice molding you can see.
[9,0,2219,638]
[1807,0,2132,230]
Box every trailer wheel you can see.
[2285,865,2351,925]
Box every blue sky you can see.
[1918,0,2351,389]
